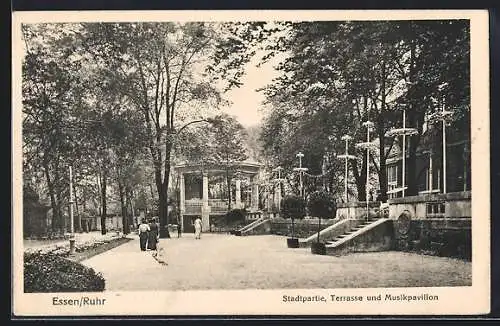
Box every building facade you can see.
[385,120,471,199]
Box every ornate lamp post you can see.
[336,135,357,203]
[385,106,418,197]
[441,108,453,194]
[293,152,308,199]
[233,170,244,209]
[356,121,376,220]
[429,99,453,194]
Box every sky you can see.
[222,55,281,128]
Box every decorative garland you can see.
[302,166,337,179]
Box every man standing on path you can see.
[194,217,202,239]
[138,219,150,251]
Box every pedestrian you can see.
[138,219,150,251]
[194,217,202,239]
[147,218,159,250]
[177,219,182,238]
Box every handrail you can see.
[238,216,264,232]
[241,218,269,235]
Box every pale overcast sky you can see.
[222,55,281,128]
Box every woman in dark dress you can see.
[138,219,150,251]
[147,218,159,250]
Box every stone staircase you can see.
[325,216,379,244]
[240,218,270,236]
[233,216,268,236]
[298,218,342,247]
[324,216,393,256]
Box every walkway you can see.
[82,233,472,291]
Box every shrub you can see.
[24,253,105,292]
[280,195,306,220]
[307,191,336,219]
[280,195,306,239]
[225,208,247,222]
[307,191,336,243]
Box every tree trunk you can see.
[378,134,388,202]
[73,180,82,232]
[43,161,59,232]
[96,174,102,216]
[52,164,66,233]
[158,182,170,238]
[377,60,388,202]
[158,143,172,238]
[406,38,420,196]
[100,169,107,235]
[129,189,136,228]
[126,188,133,230]
[118,179,129,234]
[351,157,367,201]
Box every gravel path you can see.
[82,233,472,291]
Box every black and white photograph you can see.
[12,10,490,316]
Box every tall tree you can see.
[22,24,86,232]
[79,22,222,237]
[207,114,248,210]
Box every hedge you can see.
[24,252,105,292]
[225,208,247,222]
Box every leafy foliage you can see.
[280,195,306,220]
[22,22,226,236]
[24,253,105,292]
[211,20,470,200]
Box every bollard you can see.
[69,237,76,254]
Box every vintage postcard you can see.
[12,9,490,316]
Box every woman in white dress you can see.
[194,217,202,239]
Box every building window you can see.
[387,165,398,198]
[426,201,445,218]
[388,165,398,183]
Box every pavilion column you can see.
[235,179,241,209]
[201,172,210,231]
[179,173,185,213]
[275,183,281,213]
[251,176,259,211]
[179,173,185,231]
